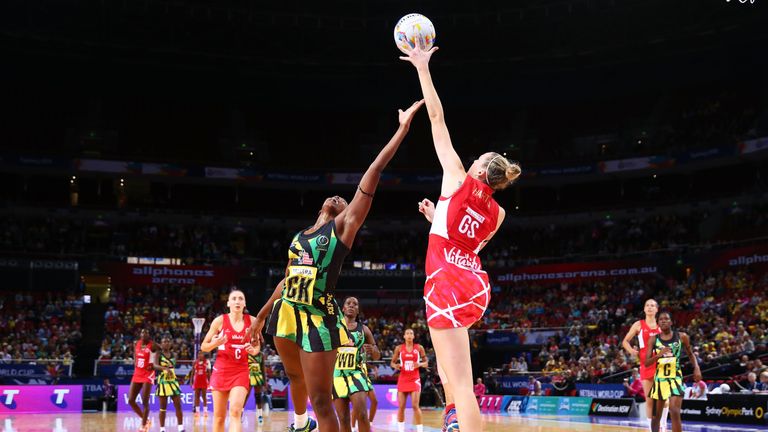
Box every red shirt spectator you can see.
[474,378,487,399]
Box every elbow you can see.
[428,111,444,124]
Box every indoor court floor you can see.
[2,411,767,432]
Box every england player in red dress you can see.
[201,289,260,432]
[402,43,521,432]
[390,329,428,432]
[128,328,159,432]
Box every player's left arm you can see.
[476,207,506,253]
[681,332,701,381]
[362,325,381,361]
[417,345,429,369]
[336,101,424,247]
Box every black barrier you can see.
[681,394,768,426]
[589,398,637,417]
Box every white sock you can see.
[398,422,405,432]
[160,428,166,432]
[294,412,309,429]
[661,406,669,429]
[417,425,423,432]
[178,426,184,432]
[352,427,358,432]
[647,418,652,430]
[203,406,208,413]
[258,408,263,416]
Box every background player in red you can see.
[201,289,260,432]
[128,328,159,432]
[188,352,211,419]
[391,328,428,432]
[403,43,521,431]
[622,298,665,430]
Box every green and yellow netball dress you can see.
[267,220,351,352]
[156,353,181,397]
[332,324,372,399]
[648,331,684,400]
[248,352,265,387]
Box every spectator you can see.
[686,377,707,400]
[755,372,768,392]
[624,369,645,402]
[741,372,759,391]
[100,378,117,412]
[474,378,487,402]
[527,376,542,396]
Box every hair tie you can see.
[485,155,505,185]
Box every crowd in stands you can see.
[480,269,768,387]
[1,200,766,267]
[0,291,81,368]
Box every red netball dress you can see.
[397,344,423,393]
[638,319,661,380]
[424,176,500,328]
[193,358,210,390]
[210,314,252,391]
[131,341,155,384]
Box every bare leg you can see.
[668,397,683,432]
[274,337,310,421]
[397,392,408,423]
[128,382,144,420]
[334,398,352,432]
[299,348,340,432]
[367,389,378,423]
[172,395,184,426]
[212,390,229,432]
[227,386,248,432]
[411,391,423,425]
[430,327,481,432]
[159,396,168,428]
[349,392,371,432]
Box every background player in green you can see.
[252,100,425,432]
[154,335,184,432]
[247,350,267,425]
[332,296,380,432]
[644,312,701,432]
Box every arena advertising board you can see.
[496,259,659,284]
[576,384,626,399]
[681,396,768,426]
[117,385,263,412]
[105,264,242,286]
[0,385,82,413]
[588,398,637,417]
[504,396,593,416]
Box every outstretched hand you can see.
[418,198,435,223]
[398,100,425,128]
[399,43,439,69]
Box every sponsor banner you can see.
[503,395,526,413]
[740,136,768,155]
[0,364,56,379]
[576,384,626,399]
[105,264,242,287]
[478,395,505,412]
[143,163,188,177]
[486,330,563,346]
[118,385,268,412]
[523,396,560,415]
[263,172,324,184]
[288,385,408,411]
[0,385,82,413]
[598,155,674,173]
[589,398,636,417]
[704,244,768,272]
[1,155,71,169]
[205,166,263,181]
[76,159,141,174]
[496,260,659,284]
[681,395,768,425]
[557,397,592,415]
[526,164,596,178]
[679,146,734,163]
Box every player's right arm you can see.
[201,316,225,352]
[400,44,466,196]
[251,262,290,343]
[390,345,402,370]
[622,321,641,357]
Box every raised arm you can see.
[336,100,424,247]
[622,321,641,357]
[251,275,286,345]
[400,44,466,196]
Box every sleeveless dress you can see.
[424,176,500,328]
[267,220,352,352]
[210,314,252,391]
[332,323,373,399]
[397,343,423,393]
